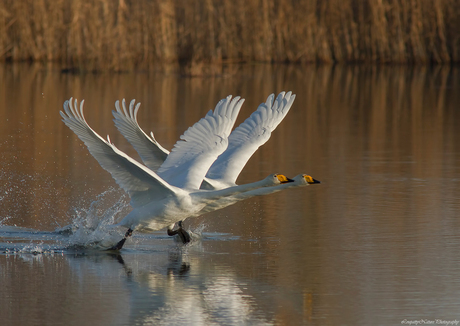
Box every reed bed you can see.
[0,0,458,71]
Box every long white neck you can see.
[234,181,299,199]
[191,177,275,203]
[196,178,305,215]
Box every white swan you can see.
[113,91,299,238]
[60,96,302,249]
[112,91,296,190]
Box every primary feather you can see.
[113,99,169,171]
[207,91,296,185]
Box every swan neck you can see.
[196,178,268,201]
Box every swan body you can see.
[60,97,294,235]
[117,173,291,232]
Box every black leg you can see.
[167,221,191,244]
[108,228,133,251]
[177,221,191,244]
[167,225,179,236]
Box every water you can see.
[1,63,460,325]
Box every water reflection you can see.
[1,247,283,325]
[111,251,273,325]
[1,63,460,324]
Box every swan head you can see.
[269,174,294,185]
[295,174,321,185]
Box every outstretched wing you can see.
[206,91,296,185]
[60,98,177,208]
[156,96,244,190]
[112,99,170,172]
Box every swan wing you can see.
[112,99,170,171]
[60,98,177,208]
[206,91,296,184]
[157,95,244,190]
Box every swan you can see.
[113,92,297,238]
[60,96,300,250]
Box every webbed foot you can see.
[167,221,191,244]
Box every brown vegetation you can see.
[0,0,458,71]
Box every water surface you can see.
[1,64,460,325]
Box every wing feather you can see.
[156,96,244,189]
[206,91,296,184]
[112,96,244,176]
[112,99,169,172]
[61,98,177,207]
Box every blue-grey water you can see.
[1,64,460,325]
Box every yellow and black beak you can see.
[277,174,295,184]
[305,175,321,184]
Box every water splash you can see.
[56,188,131,249]
[0,215,13,226]
[0,166,210,252]
[189,223,206,241]
[0,157,131,251]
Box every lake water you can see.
[1,63,460,325]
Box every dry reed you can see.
[0,0,458,71]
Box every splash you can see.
[0,159,131,252]
[189,223,206,240]
[0,215,13,226]
[56,188,131,249]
